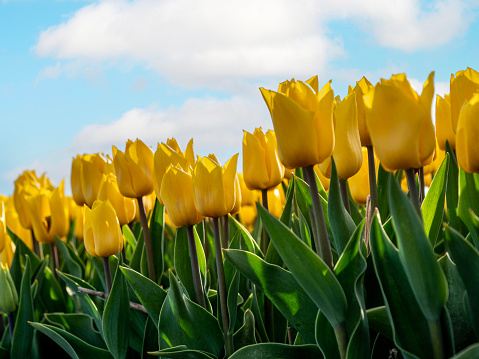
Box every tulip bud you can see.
[71,155,87,206]
[113,139,154,198]
[80,154,107,207]
[0,264,18,314]
[84,200,123,257]
[98,174,136,225]
[193,154,239,218]
[364,72,436,171]
[243,128,285,190]
[160,165,204,228]
[267,185,286,218]
[436,94,455,151]
[349,77,374,147]
[231,175,242,215]
[318,93,362,180]
[450,67,479,133]
[260,78,334,169]
[456,92,479,173]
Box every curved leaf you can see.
[229,343,323,359]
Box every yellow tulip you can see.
[113,139,154,198]
[153,142,189,205]
[313,165,330,191]
[456,92,479,173]
[239,205,256,230]
[98,174,136,225]
[0,234,14,268]
[231,175,242,215]
[243,128,284,190]
[283,167,294,180]
[364,72,435,170]
[193,154,239,218]
[1,196,33,249]
[267,185,286,218]
[71,155,87,206]
[238,173,260,206]
[83,200,123,257]
[260,77,334,169]
[349,77,374,147]
[80,154,108,207]
[69,198,84,240]
[160,165,204,228]
[27,181,69,244]
[450,67,479,133]
[318,93,362,180]
[424,140,445,176]
[436,94,455,150]
[348,148,378,206]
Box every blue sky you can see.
[1,0,479,195]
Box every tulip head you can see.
[318,93,363,180]
[350,77,374,147]
[238,173,260,206]
[71,155,87,206]
[243,128,285,190]
[193,154,239,218]
[456,92,479,173]
[84,200,123,257]
[267,185,286,218]
[260,78,334,169]
[231,175,242,215]
[450,67,479,133]
[435,94,455,151]
[0,264,18,314]
[80,154,108,207]
[160,165,204,228]
[364,72,436,170]
[98,174,136,225]
[69,198,84,240]
[113,139,154,198]
[0,202,5,253]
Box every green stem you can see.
[50,243,60,279]
[103,257,112,295]
[137,196,157,283]
[418,167,425,204]
[261,189,270,255]
[186,225,206,309]
[7,313,14,341]
[212,217,233,357]
[221,215,229,249]
[405,169,422,221]
[31,229,43,259]
[339,179,351,215]
[303,166,333,270]
[428,319,445,359]
[367,146,379,219]
[333,322,348,359]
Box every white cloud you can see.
[33,0,477,89]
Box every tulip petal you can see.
[90,200,122,257]
[193,157,228,217]
[243,130,269,190]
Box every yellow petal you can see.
[456,93,479,173]
[90,200,122,257]
[242,129,269,190]
[436,94,455,150]
[193,157,228,217]
[71,155,86,206]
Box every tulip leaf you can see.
[280,176,296,227]
[36,265,69,313]
[158,271,224,356]
[334,219,369,359]
[369,213,434,358]
[328,158,357,255]
[29,322,112,359]
[444,225,479,338]
[315,310,340,359]
[257,204,347,327]
[120,266,167,329]
[55,236,84,278]
[366,307,393,340]
[8,229,41,292]
[452,342,479,358]
[102,264,130,359]
[388,174,448,321]
[458,170,479,245]
[445,141,463,231]
[11,256,34,358]
[376,164,392,220]
[142,316,159,358]
[223,249,317,343]
[150,199,166,280]
[421,154,449,246]
[44,313,106,349]
[233,309,256,351]
[174,226,206,303]
[227,271,240,335]
[130,228,144,273]
[229,343,323,359]
[56,271,103,334]
[149,346,215,358]
[227,215,261,255]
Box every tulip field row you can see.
[1,68,479,359]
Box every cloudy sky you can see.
[1,0,478,195]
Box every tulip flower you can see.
[242,128,285,190]
[260,78,334,169]
[1,196,33,249]
[0,202,5,253]
[267,185,286,218]
[80,153,108,207]
[160,165,204,228]
[71,155,87,206]
[112,139,154,198]
[364,72,435,171]
[27,181,69,244]
[230,175,242,215]
[69,198,84,240]
[238,173,260,206]
[456,92,479,173]
[98,174,136,226]
[0,236,14,268]
[350,77,374,147]
[238,205,257,231]
[318,93,362,180]
[192,154,238,218]
[84,199,123,293]
[450,67,479,133]
[153,142,189,205]
[436,94,455,151]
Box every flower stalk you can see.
[103,257,112,295]
[367,146,379,218]
[339,179,351,215]
[137,196,157,283]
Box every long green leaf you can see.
[421,154,449,246]
[257,204,347,327]
[229,343,323,358]
[223,249,317,343]
[149,346,214,358]
[55,236,84,278]
[366,307,392,340]
[328,158,357,255]
[388,174,448,321]
[30,322,112,359]
[11,256,34,358]
[458,170,479,245]
[445,141,463,231]
[150,199,165,280]
[452,343,479,358]
[102,263,130,359]
[233,309,256,351]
